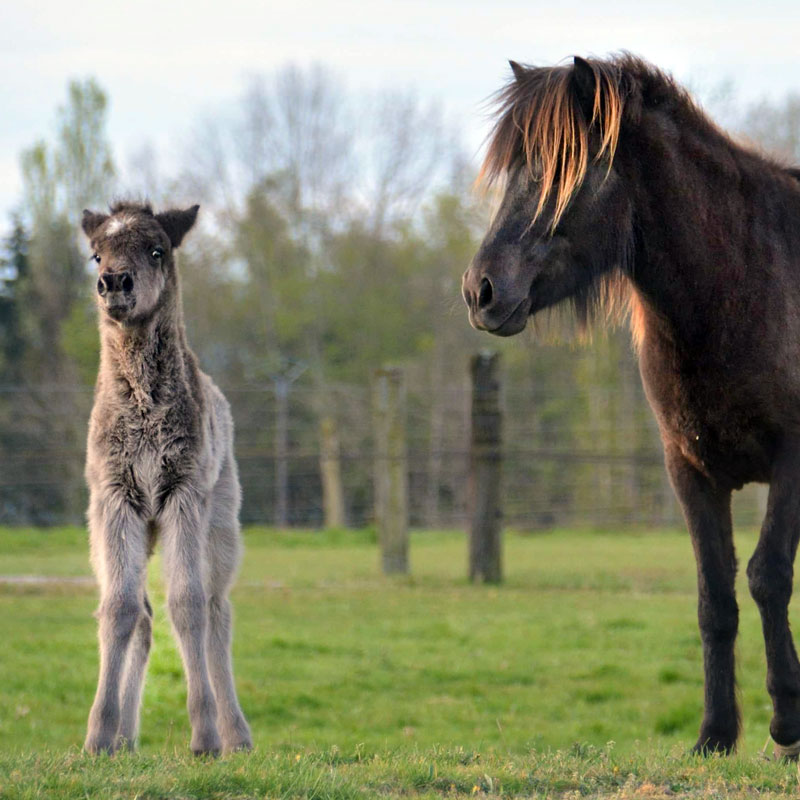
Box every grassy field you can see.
[1,525,800,798]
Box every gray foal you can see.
[81,202,252,756]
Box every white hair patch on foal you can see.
[105,215,136,235]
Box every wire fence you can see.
[0,376,768,530]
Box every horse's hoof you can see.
[691,736,735,756]
[773,739,800,761]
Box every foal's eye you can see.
[92,253,101,264]
[150,247,164,261]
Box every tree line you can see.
[1,68,798,528]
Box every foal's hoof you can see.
[773,739,800,761]
[191,735,222,758]
[113,735,136,753]
[192,745,221,758]
[222,718,253,754]
[84,738,116,756]
[224,739,253,755]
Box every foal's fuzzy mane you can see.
[109,201,154,216]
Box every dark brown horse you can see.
[462,54,800,756]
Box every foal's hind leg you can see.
[115,592,154,749]
[85,496,149,755]
[206,456,252,752]
[666,446,739,754]
[747,442,800,756]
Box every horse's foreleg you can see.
[747,441,800,756]
[666,445,739,754]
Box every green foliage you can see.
[0,79,115,524]
[0,218,30,379]
[60,298,100,385]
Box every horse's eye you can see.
[92,253,101,264]
[151,247,164,260]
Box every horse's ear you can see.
[81,209,108,238]
[571,56,597,121]
[155,204,200,248]
[509,60,527,82]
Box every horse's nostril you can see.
[478,277,494,309]
[121,273,134,293]
[97,277,107,297]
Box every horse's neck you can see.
[99,311,191,407]
[624,135,794,350]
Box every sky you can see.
[3,0,800,222]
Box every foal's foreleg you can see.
[666,446,739,753]
[207,593,252,752]
[85,498,149,755]
[746,442,800,755]
[207,557,252,751]
[161,489,221,756]
[206,458,252,753]
[115,592,153,749]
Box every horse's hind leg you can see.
[666,446,739,754]
[747,441,800,757]
[85,496,149,755]
[115,592,153,749]
[206,455,252,753]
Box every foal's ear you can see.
[571,56,598,121]
[155,205,200,248]
[81,209,108,238]
[509,60,527,82]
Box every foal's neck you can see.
[100,300,193,408]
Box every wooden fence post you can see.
[274,378,290,528]
[319,416,346,529]
[372,366,409,574]
[469,351,503,583]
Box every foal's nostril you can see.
[478,277,494,309]
[98,271,134,295]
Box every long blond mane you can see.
[479,58,624,232]
[478,57,652,345]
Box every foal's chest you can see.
[100,402,201,514]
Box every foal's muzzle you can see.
[97,271,134,296]
[97,271,136,320]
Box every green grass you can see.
[1,525,799,797]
